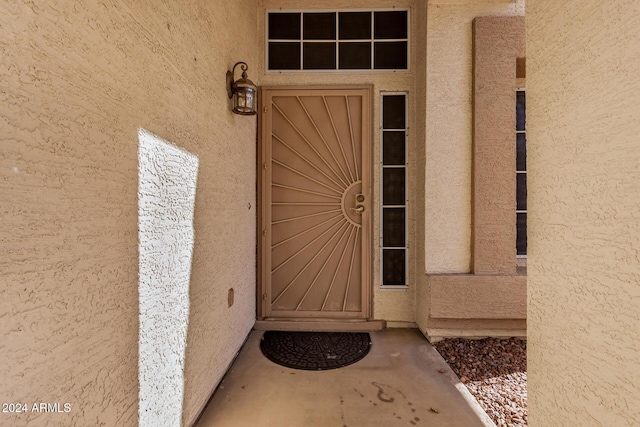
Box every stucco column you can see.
[472,16,525,275]
[527,0,640,425]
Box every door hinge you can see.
[262,293,268,301]
[263,230,267,236]
[263,162,267,170]
[263,106,268,113]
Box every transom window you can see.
[266,9,409,72]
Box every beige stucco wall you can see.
[424,0,524,274]
[472,16,525,275]
[413,0,430,330]
[258,0,526,326]
[416,0,525,337]
[0,1,258,426]
[258,0,418,323]
[527,1,640,425]
[420,15,527,341]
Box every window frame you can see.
[379,91,410,289]
[265,8,411,74]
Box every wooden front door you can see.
[259,86,372,320]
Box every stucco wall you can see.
[0,1,258,426]
[425,0,524,274]
[258,0,418,323]
[472,16,525,275]
[527,1,640,425]
[420,15,527,340]
[138,129,199,427]
[413,0,430,330]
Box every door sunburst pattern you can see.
[261,87,371,318]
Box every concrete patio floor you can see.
[195,328,492,427]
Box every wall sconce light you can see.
[226,62,257,116]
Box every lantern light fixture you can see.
[226,62,257,115]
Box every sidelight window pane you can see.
[517,173,527,211]
[383,168,406,205]
[382,95,406,129]
[517,91,526,131]
[383,131,406,165]
[383,249,406,286]
[383,208,406,247]
[517,133,526,171]
[517,213,527,256]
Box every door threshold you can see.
[254,319,386,332]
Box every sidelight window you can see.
[380,92,408,287]
[516,89,527,257]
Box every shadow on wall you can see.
[137,129,199,427]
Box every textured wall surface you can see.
[413,1,430,331]
[421,16,527,337]
[0,1,258,426]
[138,129,198,427]
[425,0,524,273]
[258,0,418,322]
[430,275,526,319]
[472,16,524,275]
[432,0,515,3]
[527,0,640,425]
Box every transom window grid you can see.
[380,92,409,288]
[266,9,410,73]
[516,89,527,257]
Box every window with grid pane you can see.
[516,89,527,256]
[381,93,408,287]
[267,9,409,72]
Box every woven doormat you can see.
[260,331,371,371]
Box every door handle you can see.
[351,205,365,214]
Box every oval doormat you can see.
[260,331,372,371]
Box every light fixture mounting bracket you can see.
[227,61,249,99]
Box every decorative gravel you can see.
[433,338,527,426]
